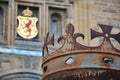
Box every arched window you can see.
[50,13,62,37]
[0,7,3,36]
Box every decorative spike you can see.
[91,29,103,40]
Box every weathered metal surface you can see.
[42,23,120,80]
[43,69,120,80]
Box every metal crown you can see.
[42,23,120,80]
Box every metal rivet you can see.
[105,34,109,37]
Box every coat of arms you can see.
[17,7,38,39]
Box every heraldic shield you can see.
[17,16,38,39]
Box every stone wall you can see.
[0,54,42,80]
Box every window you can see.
[0,2,8,44]
[14,4,41,49]
[51,13,62,36]
[16,5,39,41]
[49,7,67,39]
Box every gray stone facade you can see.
[0,54,42,80]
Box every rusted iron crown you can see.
[42,23,120,80]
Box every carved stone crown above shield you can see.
[16,7,38,39]
[42,23,120,80]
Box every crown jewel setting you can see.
[42,23,120,80]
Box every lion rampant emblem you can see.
[17,7,38,39]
